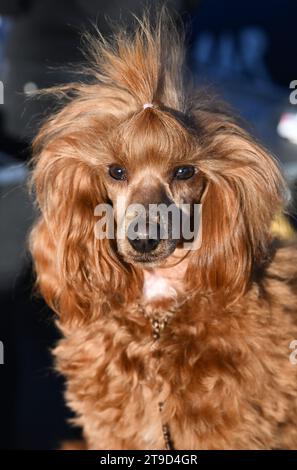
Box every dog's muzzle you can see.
[127,222,161,254]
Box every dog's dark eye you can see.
[109,165,127,181]
[173,166,195,180]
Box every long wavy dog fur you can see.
[29,9,297,449]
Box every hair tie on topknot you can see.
[143,103,154,110]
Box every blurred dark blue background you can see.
[0,0,296,449]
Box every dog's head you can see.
[100,105,206,267]
[30,10,286,323]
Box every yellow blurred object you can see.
[271,213,296,240]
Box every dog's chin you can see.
[129,255,169,269]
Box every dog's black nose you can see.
[129,237,159,253]
[128,223,160,254]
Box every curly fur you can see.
[29,9,297,449]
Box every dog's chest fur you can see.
[142,260,188,302]
[143,272,177,301]
[56,248,297,449]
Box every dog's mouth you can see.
[114,199,198,267]
[132,245,177,266]
[118,238,178,267]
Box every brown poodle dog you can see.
[29,10,297,449]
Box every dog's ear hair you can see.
[29,113,140,325]
[186,119,286,303]
[29,7,189,325]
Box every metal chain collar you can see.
[149,314,175,451]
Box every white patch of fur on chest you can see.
[143,272,177,301]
